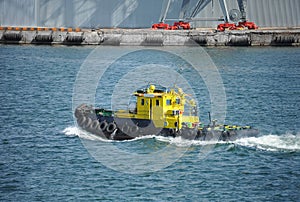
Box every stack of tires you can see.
[74,105,105,138]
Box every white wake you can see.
[233,133,300,152]
[62,126,300,152]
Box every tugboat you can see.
[74,85,258,141]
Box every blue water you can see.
[0,45,300,201]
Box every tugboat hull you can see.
[75,104,259,141]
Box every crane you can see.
[152,0,257,31]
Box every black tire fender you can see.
[99,121,108,131]
[91,120,99,130]
[221,131,230,140]
[169,128,175,137]
[130,125,139,134]
[74,108,82,118]
[121,124,130,134]
[77,116,86,126]
[83,117,92,129]
[107,122,117,133]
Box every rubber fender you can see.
[94,124,106,138]
[74,108,82,118]
[99,121,108,131]
[3,32,22,41]
[96,124,101,131]
[91,120,99,130]
[221,131,229,140]
[130,125,139,134]
[228,35,249,46]
[169,128,176,137]
[83,117,92,129]
[278,36,295,44]
[66,35,83,42]
[121,124,130,134]
[35,34,53,42]
[193,35,207,45]
[185,129,193,137]
[196,130,203,139]
[106,122,117,133]
[77,116,86,126]
[143,35,163,46]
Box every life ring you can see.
[99,121,107,131]
[77,116,86,126]
[106,122,117,133]
[121,124,130,134]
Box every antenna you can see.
[208,111,211,124]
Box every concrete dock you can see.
[0,27,300,46]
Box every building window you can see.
[141,99,144,105]
[156,100,159,106]
[176,98,180,104]
[166,99,171,105]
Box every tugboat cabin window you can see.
[141,99,145,105]
[156,100,159,106]
[166,99,171,105]
[176,98,180,104]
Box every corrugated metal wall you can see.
[0,0,299,28]
[248,0,300,27]
[191,0,300,28]
[0,0,164,28]
[1,0,36,27]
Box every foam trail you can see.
[62,126,223,146]
[62,126,112,142]
[63,126,79,137]
[63,126,300,152]
[157,133,300,151]
[62,126,173,143]
[156,136,221,147]
[234,133,300,152]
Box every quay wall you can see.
[0,28,300,46]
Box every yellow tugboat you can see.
[75,85,258,141]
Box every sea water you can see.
[0,45,299,201]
